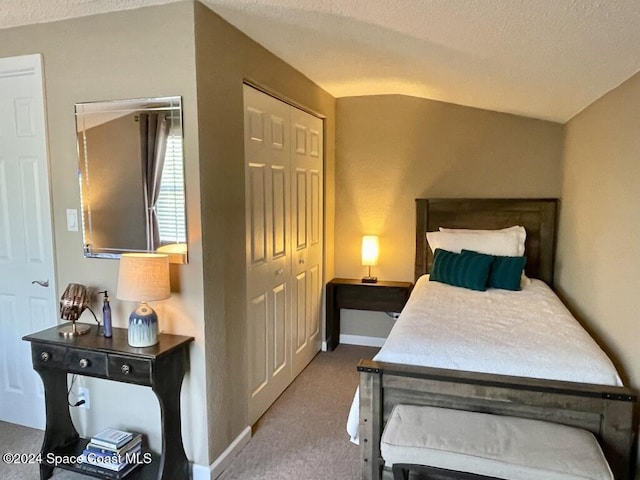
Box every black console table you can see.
[23,325,194,480]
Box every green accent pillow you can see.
[430,249,494,291]
[462,250,527,291]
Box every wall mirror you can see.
[75,96,187,263]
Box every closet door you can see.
[290,108,323,377]
[244,86,292,424]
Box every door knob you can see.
[298,259,305,265]
[32,280,49,287]
[275,269,285,276]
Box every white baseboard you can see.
[191,426,252,480]
[321,341,328,351]
[339,334,386,348]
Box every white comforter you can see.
[346,275,622,442]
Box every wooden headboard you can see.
[415,198,558,285]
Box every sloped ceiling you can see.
[2,0,640,122]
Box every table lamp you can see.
[117,253,170,347]
[58,283,91,337]
[361,235,379,283]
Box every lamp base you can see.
[58,322,91,337]
[362,276,378,284]
[128,302,159,347]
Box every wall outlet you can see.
[78,386,90,409]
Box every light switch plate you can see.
[66,209,79,232]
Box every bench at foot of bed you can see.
[382,404,613,480]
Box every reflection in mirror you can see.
[75,96,187,263]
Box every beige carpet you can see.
[0,421,86,480]
[0,344,377,480]
[219,344,377,480]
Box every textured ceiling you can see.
[2,0,640,122]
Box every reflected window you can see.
[157,127,186,244]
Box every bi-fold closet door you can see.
[243,85,323,425]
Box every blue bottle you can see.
[101,290,112,338]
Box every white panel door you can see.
[290,108,323,377]
[244,85,292,424]
[0,54,57,429]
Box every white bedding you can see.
[346,275,622,443]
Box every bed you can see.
[352,198,637,480]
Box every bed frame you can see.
[358,198,637,480]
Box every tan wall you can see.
[556,71,640,390]
[335,95,564,338]
[0,2,209,466]
[193,2,336,460]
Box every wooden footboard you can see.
[358,359,637,480]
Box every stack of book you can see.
[79,428,143,479]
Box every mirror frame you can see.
[75,96,188,263]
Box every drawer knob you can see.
[121,364,131,375]
[40,351,50,362]
[79,358,90,368]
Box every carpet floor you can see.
[219,344,377,480]
[0,344,377,480]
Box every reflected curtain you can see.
[139,113,170,251]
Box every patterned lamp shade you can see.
[117,253,170,347]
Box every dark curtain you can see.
[139,113,170,251]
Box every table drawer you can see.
[65,349,107,376]
[32,344,67,369]
[335,285,410,312]
[108,354,152,385]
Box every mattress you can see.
[346,275,622,442]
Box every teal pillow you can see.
[462,250,527,291]
[430,249,494,291]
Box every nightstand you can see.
[325,278,413,351]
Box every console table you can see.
[23,324,194,480]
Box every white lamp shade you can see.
[361,236,379,266]
[117,253,170,302]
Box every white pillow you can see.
[426,228,522,257]
[437,225,526,256]
[430,226,532,285]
